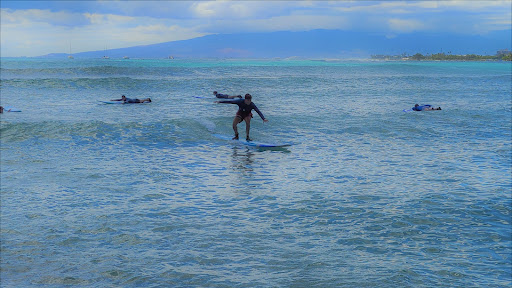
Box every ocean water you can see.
[1,58,511,287]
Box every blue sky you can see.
[1,1,511,57]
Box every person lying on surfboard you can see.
[213,91,242,99]
[412,104,441,111]
[216,93,268,141]
[111,95,152,103]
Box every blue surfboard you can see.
[99,101,150,104]
[3,106,21,112]
[100,101,124,104]
[193,96,242,99]
[213,134,291,148]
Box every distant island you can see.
[32,30,511,60]
[372,49,512,61]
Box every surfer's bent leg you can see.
[232,115,243,139]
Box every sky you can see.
[1,0,511,57]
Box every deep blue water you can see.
[1,58,511,287]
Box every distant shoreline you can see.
[2,54,512,62]
[2,56,511,62]
[372,51,512,61]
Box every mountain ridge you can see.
[40,29,511,59]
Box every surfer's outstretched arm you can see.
[111,95,127,101]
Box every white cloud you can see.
[1,8,89,26]
[0,8,205,57]
[486,12,512,26]
[333,0,510,14]
[191,1,218,18]
[439,0,512,12]
[333,1,439,13]
[190,1,262,18]
[241,14,350,33]
[388,18,426,33]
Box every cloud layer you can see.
[1,1,511,57]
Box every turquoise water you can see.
[1,58,511,287]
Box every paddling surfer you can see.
[111,95,152,103]
[216,93,268,141]
[213,91,242,99]
[412,104,441,111]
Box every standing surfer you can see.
[216,93,268,141]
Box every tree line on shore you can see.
[411,52,511,61]
[372,52,512,61]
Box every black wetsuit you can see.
[124,97,140,103]
[218,99,265,120]
[113,97,140,103]
[215,93,230,99]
